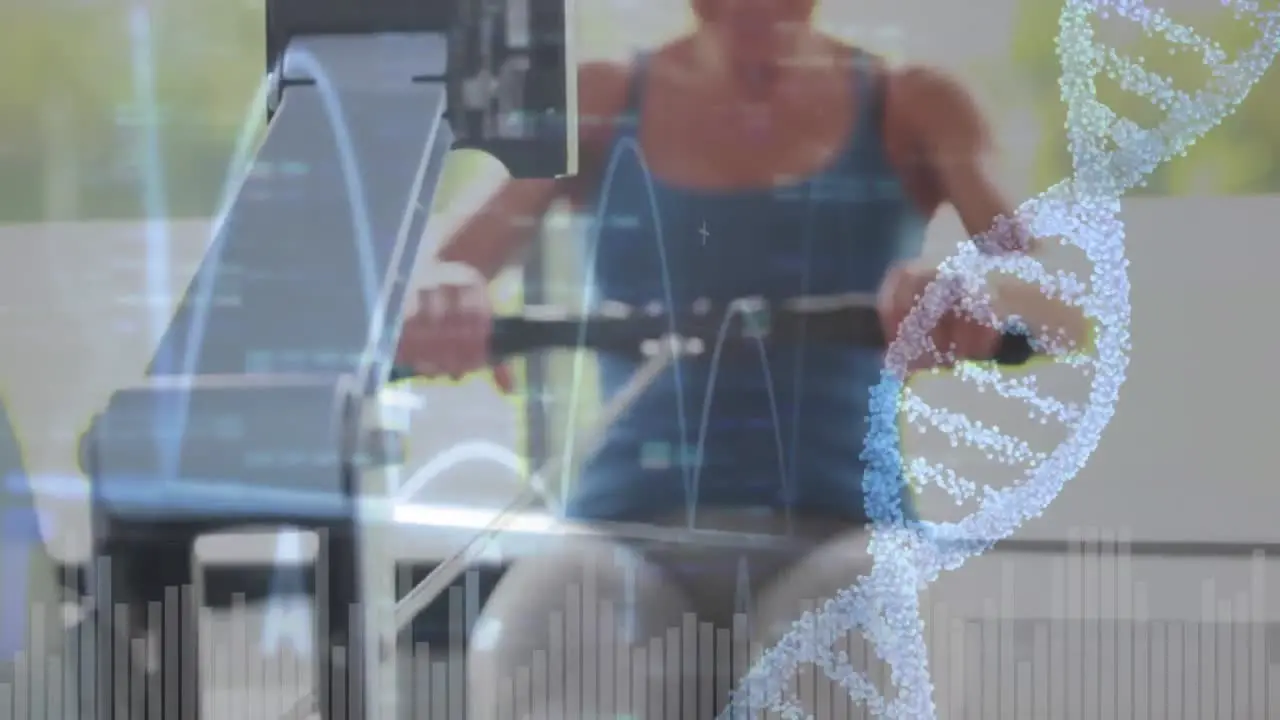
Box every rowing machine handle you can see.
[388,314,1035,382]
[478,316,1037,364]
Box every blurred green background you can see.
[0,0,265,222]
[1002,0,1280,195]
[1,0,1275,225]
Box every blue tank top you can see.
[564,51,927,525]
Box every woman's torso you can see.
[564,40,933,526]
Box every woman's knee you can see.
[743,528,887,719]
[466,534,690,720]
[750,528,874,638]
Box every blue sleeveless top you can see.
[564,51,927,525]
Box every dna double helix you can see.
[723,1,1280,717]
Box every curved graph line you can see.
[568,135,802,523]
[563,135,793,522]
[156,53,383,480]
[395,440,526,502]
[564,135,693,510]
[689,299,792,518]
[397,134,797,526]
[278,48,381,313]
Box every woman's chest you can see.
[590,174,921,303]
[637,96,852,192]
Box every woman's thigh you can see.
[635,509,885,718]
[467,532,693,720]
[748,527,897,719]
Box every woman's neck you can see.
[691,27,827,101]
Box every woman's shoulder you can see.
[575,37,697,112]
[570,41,695,176]
[576,61,632,129]
[568,61,634,183]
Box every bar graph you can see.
[0,538,1275,719]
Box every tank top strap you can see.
[619,52,653,127]
[848,49,889,147]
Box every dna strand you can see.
[723,0,1280,717]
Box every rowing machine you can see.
[385,294,1035,640]
[260,293,1031,718]
[76,1,572,718]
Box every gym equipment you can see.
[266,0,574,179]
[76,0,571,718]
[387,293,1035,641]
[286,293,1033,718]
[83,268,1030,720]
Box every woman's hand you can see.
[394,262,514,392]
[875,260,1002,371]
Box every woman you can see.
[397,0,1088,716]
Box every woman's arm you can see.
[434,62,633,279]
[891,66,1094,352]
